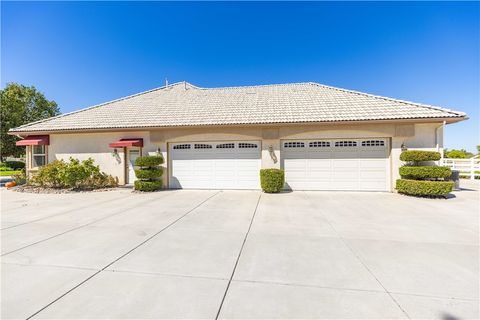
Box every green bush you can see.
[12,169,27,185]
[260,169,285,193]
[400,151,441,163]
[134,167,163,180]
[31,157,118,189]
[134,155,163,192]
[396,179,454,197]
[134,180,162,192]
[399,166,451,180]
[0,166,13,171]
[135,155,164,167]
[3,161,25,170]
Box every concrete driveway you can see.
[1,183,478,319]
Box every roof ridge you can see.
[12,82,187,130]
[195,81,313,90]
[309,82,466,117]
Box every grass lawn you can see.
[0,171,21,176]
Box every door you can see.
[282,139,389,191]
[127,149,141,184]
[169,141,261,189]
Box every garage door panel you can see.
[282,139,388,191]
[170,141,261,189]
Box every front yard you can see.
[1,182,478,319]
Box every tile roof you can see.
[10,81,466,133]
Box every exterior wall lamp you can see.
[268,145,278,163]
[401,142,408,152]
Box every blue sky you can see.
[2,1,479,152]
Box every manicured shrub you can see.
[134,155,163,192]
[260,169,285,193]
[396,179,454,197]
[135,155,164,167]
[134,167,163,180]
[30,157,118,189]
[134,180,162,192]
[399,166,451,180]
[400,151,441,163]
[3,161,25,170]
[0,166,13,171]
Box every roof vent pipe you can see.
[165,78,169,88]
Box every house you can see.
[10,82,467,191]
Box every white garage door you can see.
[169,141,261,189]
[282,139,389,191]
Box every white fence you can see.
[441,157,480,180]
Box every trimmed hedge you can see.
[135,155,164,167]
[260,169,285,193]
[134,180,162,192]
[134,155,163,192]
[396,179,454,197]
[134,168,163,180]
[2,161,25,170]
[399,166,451,180]
[400,151,441,162]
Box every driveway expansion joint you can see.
[214,193,262,320]
[302,191,413,320]
[1,190,177,256]
[25,191,221,320]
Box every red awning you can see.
[16,135,50,146]
[108,138,143,148]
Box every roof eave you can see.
[8,116,467,136]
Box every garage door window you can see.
[309,141,330,148]
[361,140,385,147]
[194,143,212,149]
[173,144,191,150]
[239,143,257,148]
[284,142,305,148]
[335,141,357,147]
[216,143,235,149]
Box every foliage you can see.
[399,166,451,180]
[400,151,441,163]
[134,168,163,180]
[260,169,285,193]
[134,180,162,192]
[0,171,21,177]
[0,166,13,171]
[134,156,163,192]
[396,179,454,197]
[12,169,26,185]
[135,155,164,167]
[444,149,474,159]
[0,83,60,159]
[30,157,118,189]
[1,161,25,170]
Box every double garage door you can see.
[282,139,389,191]
[169,138,389,191]
[169,141,261,189]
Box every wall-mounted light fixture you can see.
[401,142,408,152]
[268,145,278,163]
[112,148,118,156]
[157,147,161,155]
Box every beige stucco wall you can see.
[28,122,444,191]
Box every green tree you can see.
[444,149,474,159]
[477,145,480,155]
[0,83,60,160]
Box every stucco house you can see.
[10,81,466,192]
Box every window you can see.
[32,145,47,167]
[309,141,330,148]
[238,143,257,149]
[173,144,191,150]
[194,143,212,149]
[216,143,235,149]
[284,142,305,148]
[335,141,357,147]
[361,140,385,147]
